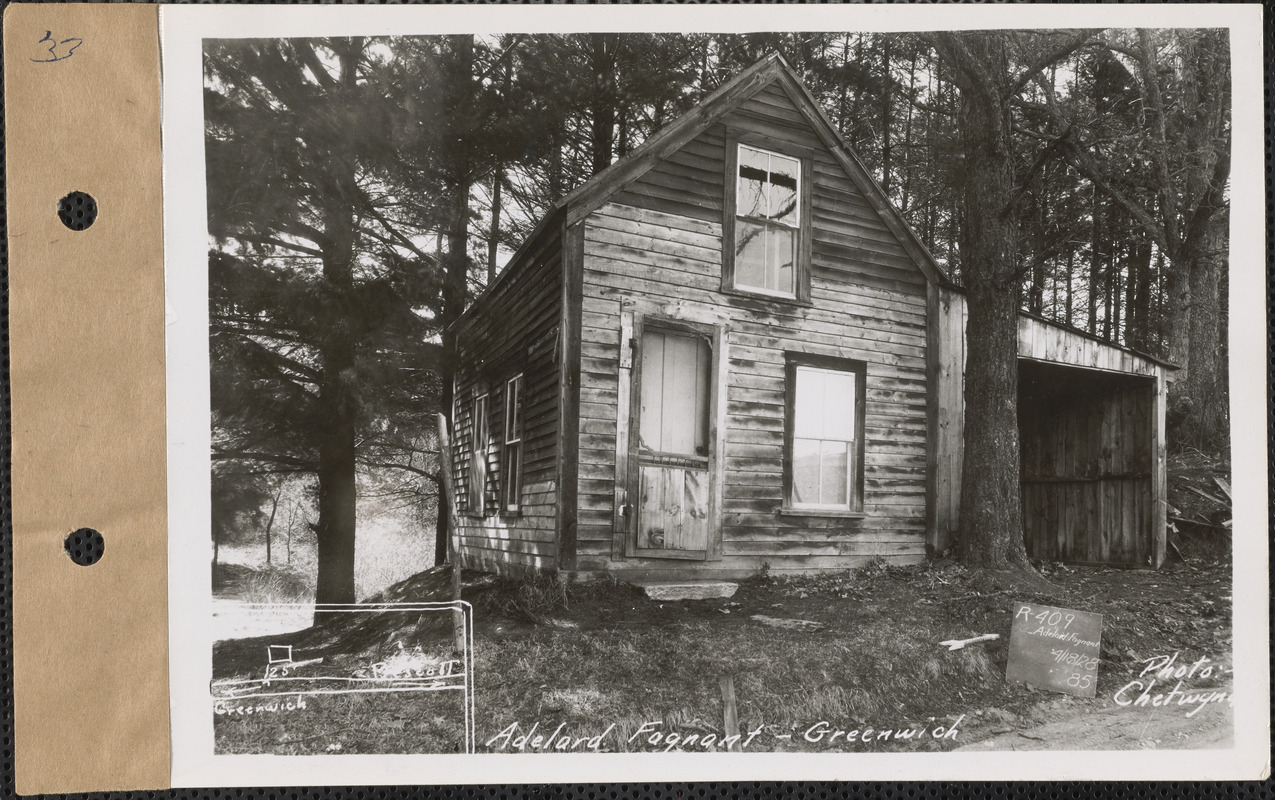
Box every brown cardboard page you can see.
[5,4,169,793]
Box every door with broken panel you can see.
[629,324,714,559]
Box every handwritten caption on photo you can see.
[1113,651,1233,717]
[484,715,966,752]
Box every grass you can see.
[213,550,1233,755]
[214,561,314,604]
[472,584,1001,752]
[354,519,436,601]
[215,691,467,755]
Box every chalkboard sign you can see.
[1005,602,1103,697]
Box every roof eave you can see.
[449,205,568,337]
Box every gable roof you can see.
[561,53,945,285]
[456,53,945,332]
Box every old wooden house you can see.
[449,54,1172,583]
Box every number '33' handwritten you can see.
[31,30,82,63]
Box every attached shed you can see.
[449,54,1172,582]
[929,287,1175,567]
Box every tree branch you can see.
[1056,134,1169,254]
[213,449,317,470]
[1007,31,1099,98]
[357,459,439,481]
[1001,124,1073,220]
[234,233,324,258]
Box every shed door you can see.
[630,327,713,558]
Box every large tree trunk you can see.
[1162,258,1192,374]
[436,33,475,568]
[959,281,1032,569]
[315,371,358,606]
[939,32,1035,572]
[1178,216,1229,452]
[314,40,364,615]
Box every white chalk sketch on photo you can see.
[211,602,475,755]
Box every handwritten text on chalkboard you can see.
[1005,602,1103,698]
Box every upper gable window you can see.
[724,141,811,302]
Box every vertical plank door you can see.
[633,328,712,558]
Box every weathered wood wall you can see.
[568,80,936,579]
[576,197,930,579]
[612,81,928,296]
[1019,362,1154,565]
[451,226,563,577]
[927,285,966,555]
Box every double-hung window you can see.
[784,357,866,513]
[501,374,524,513]
[467,392,489,516]
[725,141,810,301]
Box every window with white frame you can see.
[501,374,524,512]
[786,360,864,511]
[732,143,802,297]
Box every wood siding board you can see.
[1151,371,1168,567]
[555,220,585,570]
[925,282,940,552]
[453,230,563,563]
[581,202,927,574]
[563,58,786,227]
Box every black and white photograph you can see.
[161,4,1267,784]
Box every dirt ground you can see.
[212,541,1234,755]
[394,547,1233,752]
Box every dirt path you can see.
[957,680,1234,751]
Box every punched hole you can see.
[57,191,97,231]
[65,528,105,566]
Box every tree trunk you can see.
[879,38,892,196]
[1064,249,1074,327]
[264,487,279,566]
[1089,189,1102,334]
[590,33,618,176]
[1178,216,1228,452]
[313,40,364,616]
[437,33,475,568]
[936,31,1034,572]
[1162,258,1191,374]
[487,167,502,284]
[959,280,1031,570]
[1107,241,1120,342]
[1126,234,1153,351]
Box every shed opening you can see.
[1018,360,1155,566]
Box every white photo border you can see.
[162,3,1269,786]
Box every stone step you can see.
[637,581,739,601]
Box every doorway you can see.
[627,322,718,559]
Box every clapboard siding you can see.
[452,226,563,576]
[577,201,928,575]
[613,80,925,296]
